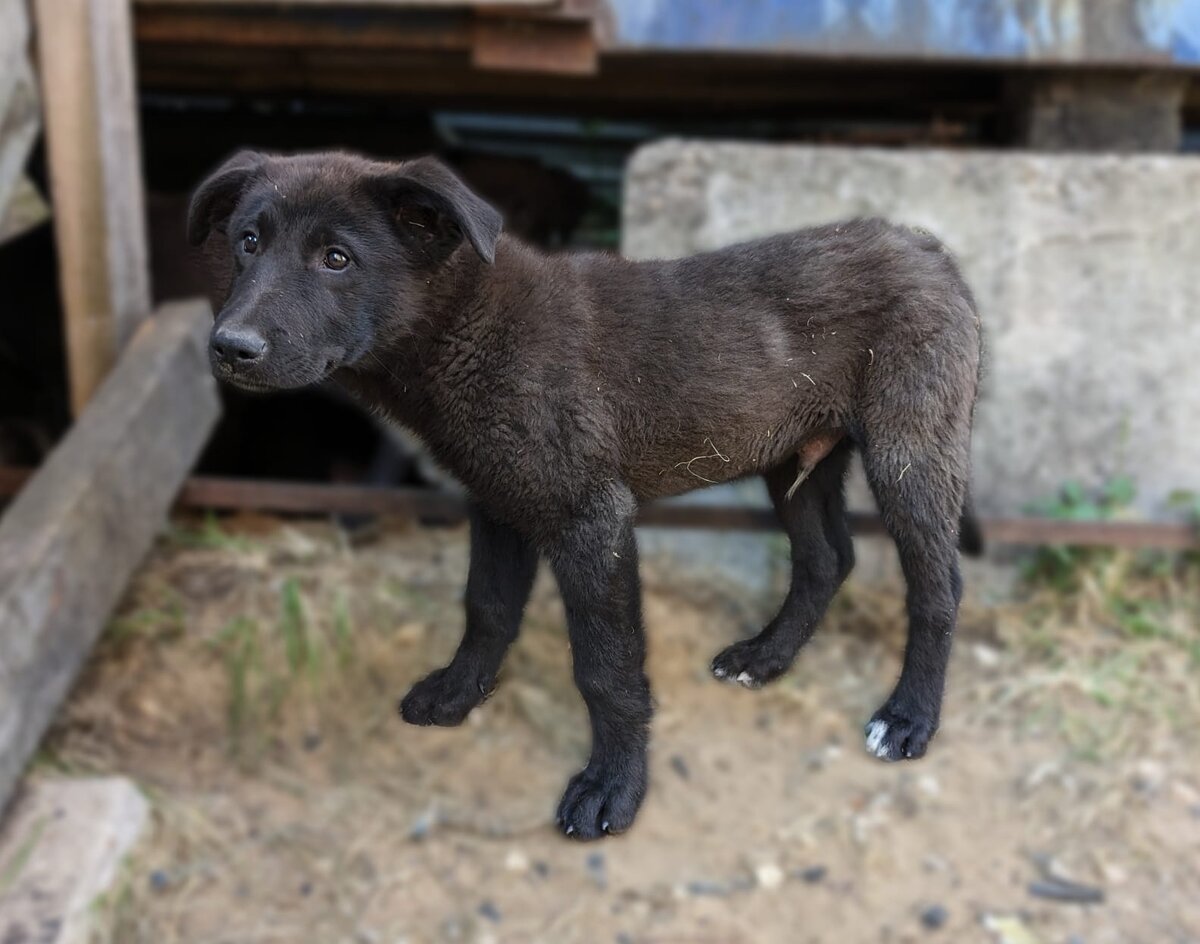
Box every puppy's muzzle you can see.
[210,324,268,372]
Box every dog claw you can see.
[565,825,575,836]
[864,706,937,761]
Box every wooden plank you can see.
[5,472,1194,550]
[0,299,220,812]
[135,7,475,51]
[32,0,152,415]
[137,2,599,74]
[472,15,597,74]
[139,0,555,6]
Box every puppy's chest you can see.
[421,370,596,512]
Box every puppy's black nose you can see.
[211,325,267,367]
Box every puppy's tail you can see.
[958,491,984,557]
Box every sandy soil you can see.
[37,517,1200,944]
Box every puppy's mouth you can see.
[214,357,340,393]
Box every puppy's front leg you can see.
[401,505,537,726]
[548,485,651,840]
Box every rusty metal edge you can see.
[3,468,1198,548]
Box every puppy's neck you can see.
[337,235,545,429]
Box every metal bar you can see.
[3,469,1197,549]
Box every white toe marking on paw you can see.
[865,719,891,757]
[713,666,727,679]
[735,671,755,687]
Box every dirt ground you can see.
[35,516,1200,944]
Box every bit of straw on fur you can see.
[674,437,731,484]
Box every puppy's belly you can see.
[623,423,831,501]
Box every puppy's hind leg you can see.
[711,439,854,687]
[860,436,969,762]
[400,505,537,726]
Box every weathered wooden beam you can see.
[136,1,599,74]
[471,15,597,75]
[0,299,220,812]
[33,0,152,414]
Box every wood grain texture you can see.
[0,299,220,812]
[33,0,152,414]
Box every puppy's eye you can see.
[324,248,350,271]
[240,232,258,254]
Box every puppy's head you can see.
[188,150,502,392]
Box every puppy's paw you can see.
[710,637,793,688]
[864,702,938,761]
[555,759,646,841]
[399,664,492,727]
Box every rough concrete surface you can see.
[623,141,1200,520]
[0,777,149,944]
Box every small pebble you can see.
[533,860,550,878]
[616,934,635,944]
[302,731,322,752]
[478,900,501,923]
[1131,759,1166,794]
[149,870,171,893]
[586,851,607,889]
[686,880,729,897]
[669,755,691,780]
[299,881,313,898]
[408,807,437,840]
[797,865,827,884]
[920,904,948,930]
[755,863,784,890]
[504,849,529,873]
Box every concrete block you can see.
[0,777,149,944]
[624,141,1200,520]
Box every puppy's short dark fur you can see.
[190,151,982,840]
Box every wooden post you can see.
[0,300,220,813]
[32,0,151,414]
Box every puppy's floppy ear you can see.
[187,150,266,246]
[376,156,503,264]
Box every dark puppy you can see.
[189,151,982,840]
